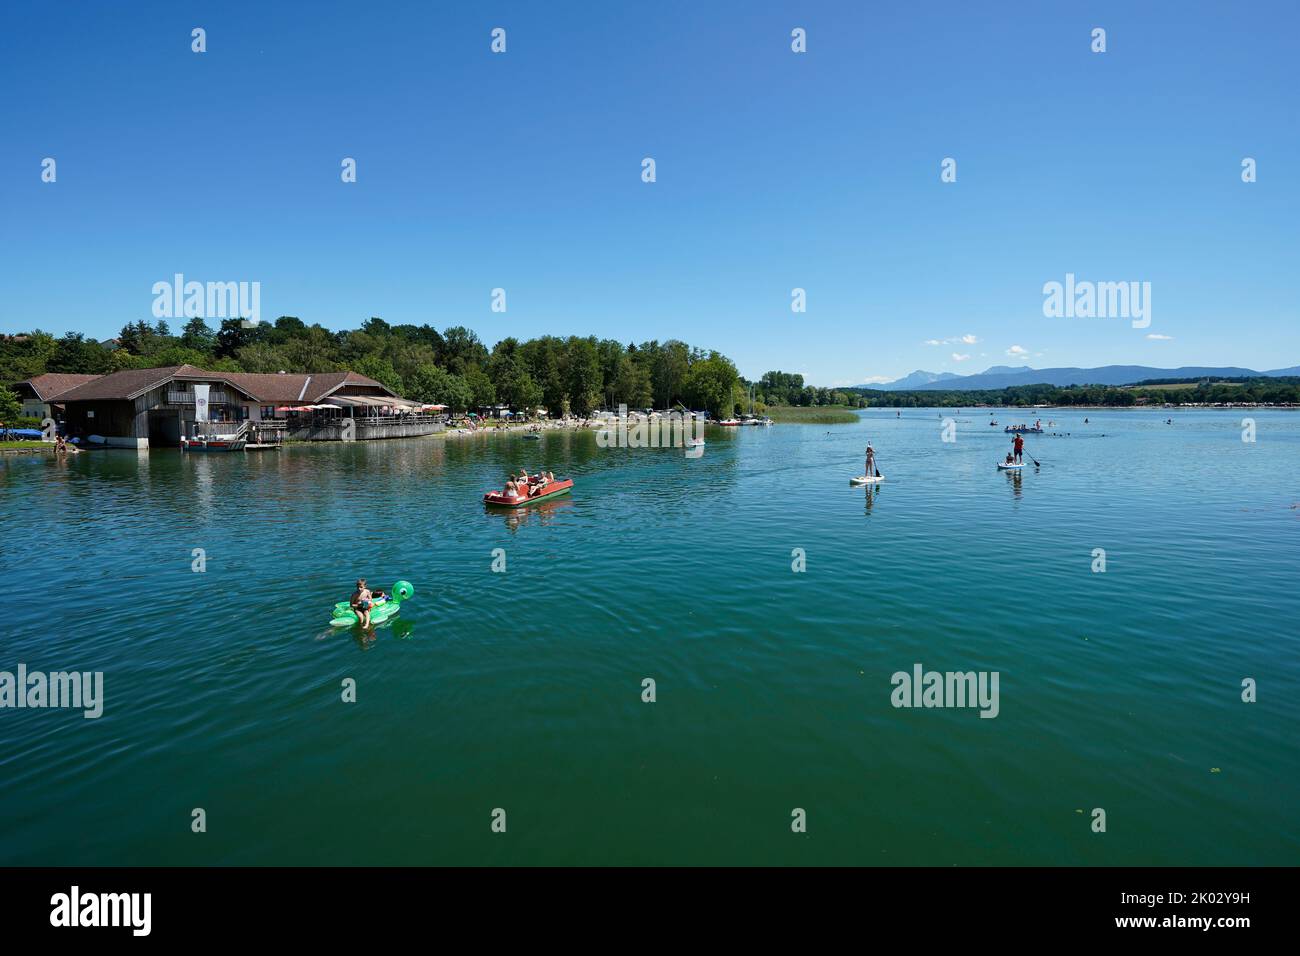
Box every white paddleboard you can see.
[850,475,884,485]
[997,462,1024,470]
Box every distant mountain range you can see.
[860,365,1300,391]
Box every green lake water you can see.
[2,408,1297,865]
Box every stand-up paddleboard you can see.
[997,461,1024,470]
[850,475,884,485]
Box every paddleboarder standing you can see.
[1012,432,1025,464]
[866,442,877,478]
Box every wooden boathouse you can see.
[50,365,444,448]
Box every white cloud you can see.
[951,353,971,362]
[960,334,979,345]
[924,339,942,346]
[1145,333,1173,340]
[926,333,979,346]
[1006,345,1028,356]
[861,375,892,384]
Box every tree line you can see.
[752,371,869,409]
[1,319,757,418]
[853,378,1300,407]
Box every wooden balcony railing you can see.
[168,390,232,405]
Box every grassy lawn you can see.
[1126,381,1243,391]
[0,440,52,450]
[763,405,861,424]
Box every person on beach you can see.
[865,443,877,478]
[1012,432,1025,464]
[350,578,375,629]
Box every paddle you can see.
[1027,450,1041,467]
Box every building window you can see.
[261,406,276,419]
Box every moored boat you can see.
[181,435,247,452]
[483,477,574,507]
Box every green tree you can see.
[179,317,216,354]
[106,349,144,372]
[0,331,57,384]
[440,326,489,376]
[48,333,111,374]
[279,334,341,373]
[146,345,211,368]
[613,354,653,408]
[499,366,543,414]
[650,340,690,408]
[215,317,268,359]
[683,351,740,418]
[235,342,292,373]
[565,337,603,416]
[353,355,404,394]
[407,364,460,405]
[465,367,496,408]
[0,386,21,421]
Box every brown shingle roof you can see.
[18,373,102,401]
[50,365,392,404]
[50,366,189,402]
[211,371,388,403]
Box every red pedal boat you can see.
[483,477,574,507]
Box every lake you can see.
[2,407,1297,865]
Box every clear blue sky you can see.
[1,1,1296,385]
